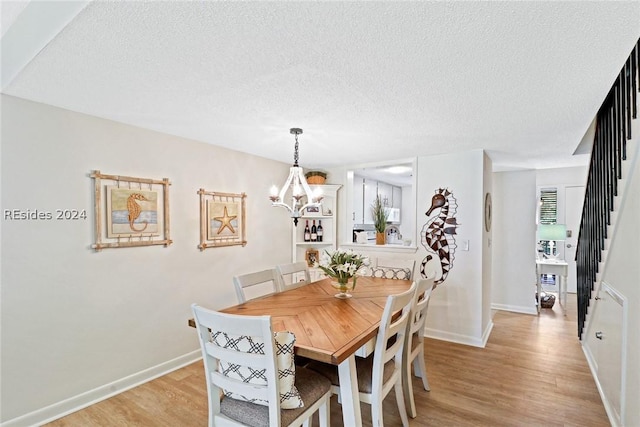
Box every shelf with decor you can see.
[293,184,341,281]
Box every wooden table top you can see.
[189,276,412,365]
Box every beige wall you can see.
[0,95,293,424]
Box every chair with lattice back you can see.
[369,257,416,281]
[191,303,332,427]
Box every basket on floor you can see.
[538,293,556,309]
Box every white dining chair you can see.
[233,269,280,304]
[275,261,311,292]
[308,282,416,427]
[191,304,332,427]
[369,257,416,281]
[403,276,435,418]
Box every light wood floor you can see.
[46,295,609,426]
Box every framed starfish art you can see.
[198,189,247,250]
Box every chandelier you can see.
[269,128,323,225]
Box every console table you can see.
[536,259,568,315]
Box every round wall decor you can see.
[484,192,492,232]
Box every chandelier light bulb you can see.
[269,185,280,202]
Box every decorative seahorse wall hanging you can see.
[420,188,460,286]
[126,193,150,232]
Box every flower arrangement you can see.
[316,249,369,290]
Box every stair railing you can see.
[576,39,638,339]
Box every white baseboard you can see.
[1,350,202,427]
[480,319,494,347]
[491,303,538,316]
[425,319,494,348]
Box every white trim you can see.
[480,319,494,348]
[340,243,418,253]
[581,282,628,427]
[491,303,538,316]
[1,350,201,427]
[602,282,628,427]
[424,319,493,348]
[583,343,620,427]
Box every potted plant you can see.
[371,195,389,245]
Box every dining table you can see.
[188,275,413,427]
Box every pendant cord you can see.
[293,132,299,166]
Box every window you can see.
[539,188,557,225]
[538,188,558,255]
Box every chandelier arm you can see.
[277,167,297,202]
[271,202,295,214]
[297,167,316,202]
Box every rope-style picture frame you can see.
[198,189,247,250]
[91,170,172,251]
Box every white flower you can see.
[316,249,368,289]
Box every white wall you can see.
[0,95,293,424]
[536,166,588,224]
[491,166,588,314]
[491,170,537,314]
[583,126,639,427]
[536,166,588,187]
[481,152,493,332]
[399,185,413,242]
[331,151,490,347]
[417,150,489,347]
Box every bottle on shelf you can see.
[311,220,317,242]
[317,220,323,242]
[304,220,311,242]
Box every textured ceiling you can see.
[2,1,640,171]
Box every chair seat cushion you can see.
[211,330,303,409]
[221,366,331,427]
[370,267,412,280]
[307,354,395,393]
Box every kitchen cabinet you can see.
[377,182,392,207]
[392,185,402,209]
[363,179,377,224]
[353,177,402,225]
[353,175,364,224]
[292,184,341,280]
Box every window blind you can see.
[539,189,557,225]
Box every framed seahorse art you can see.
[106,187,160,237]
[198,189,247,250]
[91,170,172,251]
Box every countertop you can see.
[340,242,418,253]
